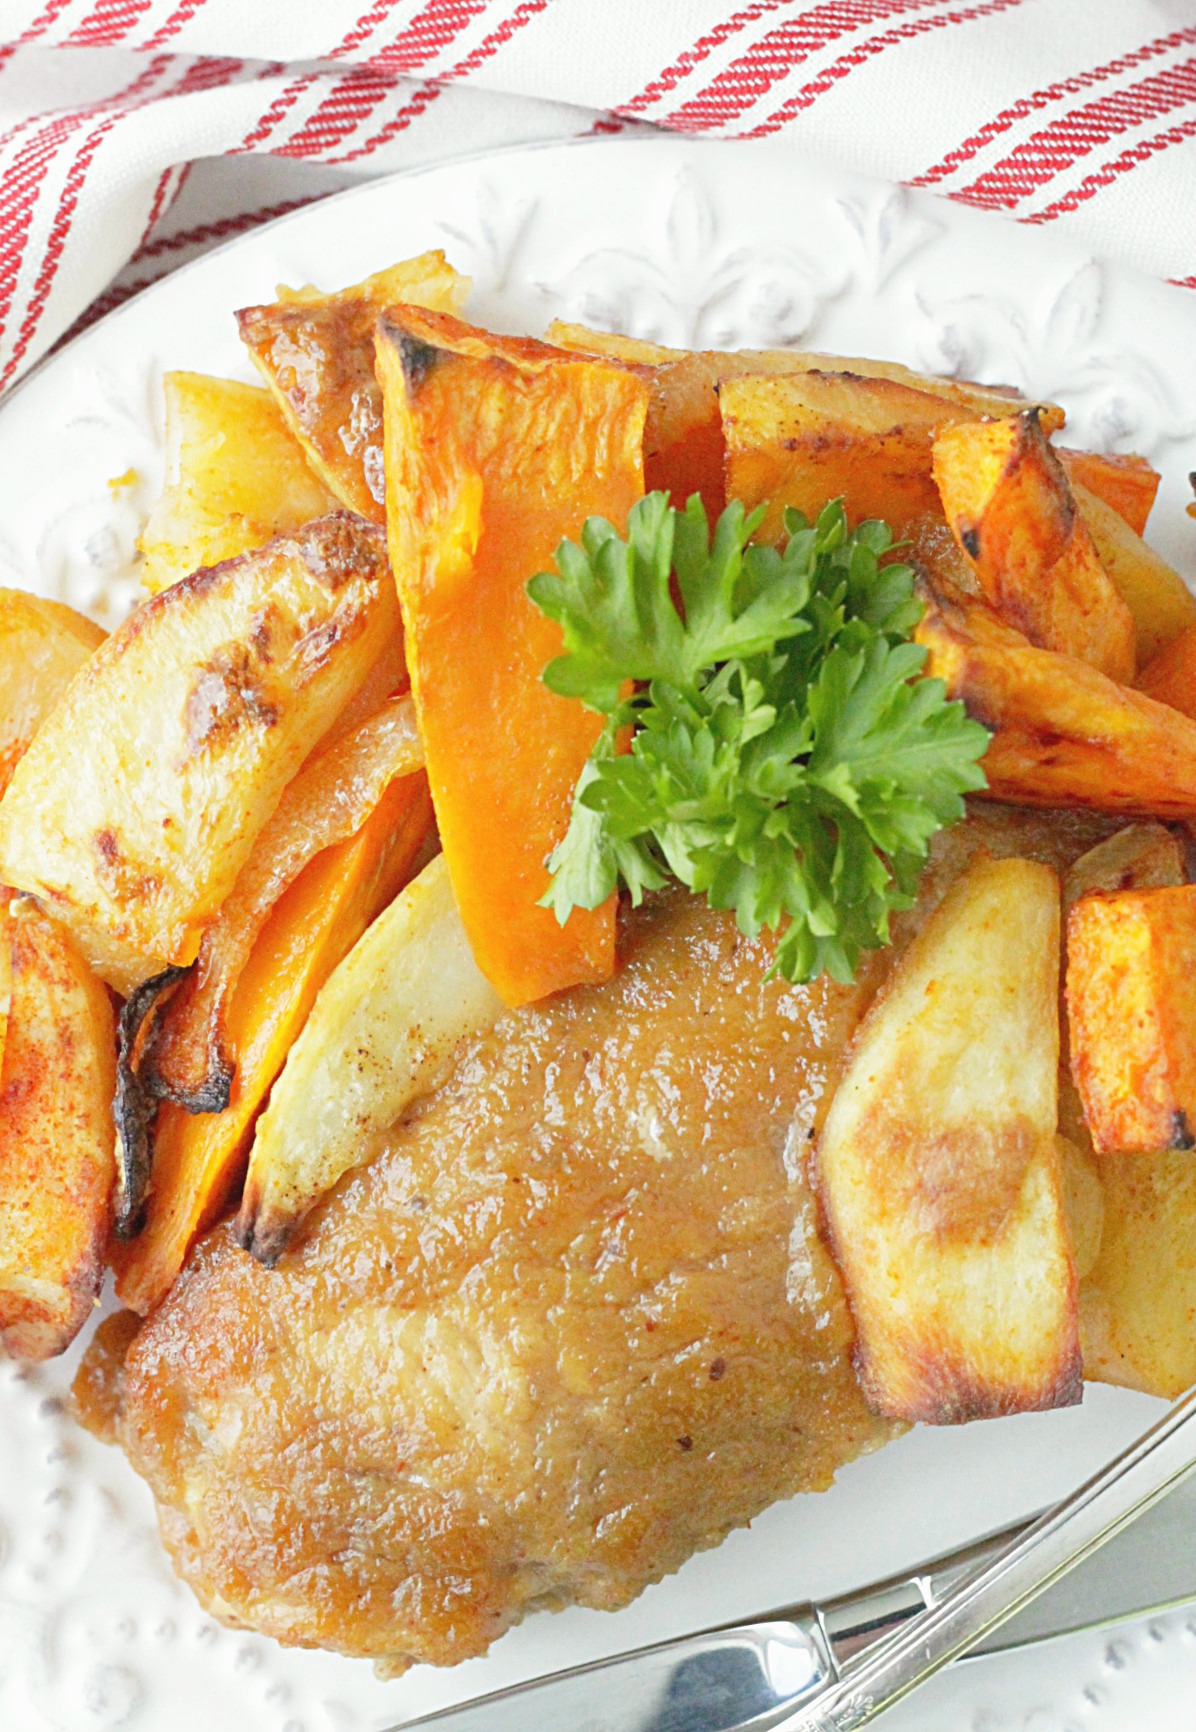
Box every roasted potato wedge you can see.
[0,516,399,995]
[0,900,116,1360]
[1062,823,1184,909]
[1057,448,1160,537]
[140,694,424,1114]
[237,252,468,522]
[112,766,434,1314]
[550,320,1061,519]
[1081,1147,1196,1397]
[722,370,994,543]
[0,589,104,797]
[138,372,337,594]
[1137,620,1196,717]
[240,852,504,1264]
[916,585,1196,818]
[816,854,1078,1423]
[1073,482,1196,666]
[1057,1133,1105,1283]
[932,414,1135,681]
[1067,886,1196,1156]
[376,304,649,1006]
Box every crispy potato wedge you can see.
[240,852,504,1264]
[1067,886,1196,1156]
[0,901,116,1359]
[1057,1134,1104,1283]
[112,767,434,1314]
[816,854,1079,1423]
[237,252,468,522]
[1057,448,1160,537]
[140,694,424,1114]
[1062,823,1184,909]
[932,414,1135,681]
[549,319,1061,519]
[1137,620,1196,717]
[138,373,338,595]
[722,370,992,543]
[1081,1147,1196,1397]
[0,589,104,797]
[376,304,649,1006]
[916,585,1196,818]
[1072,482,1196,666]
[0,516,399,995]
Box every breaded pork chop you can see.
[83,805,1122,1673]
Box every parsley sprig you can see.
[527,494,990,984]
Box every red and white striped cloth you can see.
[2,0,1194,393]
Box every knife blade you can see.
[397,1388,1196,1732]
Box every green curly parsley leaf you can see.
[528,493,990,984]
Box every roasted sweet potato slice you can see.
[1072,482,1196,666]
[550,320,1061,519]
[0,589,104,798]
[112,766,434,1315]
[0,515,399,995]
[0,901,116,1359]
[376,305,649,1006]
[932,414,1135,682]
[815,854,1079,1424]
[237,252,468,522]
[138,693,425,1115]
[1057,448,1160,537]
[138,373,337,594]
[916,585,1196,817]
[721,370,989,544]
[240,853,504,1264]
[1067,886,1196,1156]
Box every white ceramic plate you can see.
[1,138,1195,1732]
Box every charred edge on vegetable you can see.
[139,1012,234,1117]
[1172,1109,1195,1152]
[235,1207,290,1270]
[392,330,440,394]
[960,526,980,560]
[113,966,190,1239]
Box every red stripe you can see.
[142,0,211,52]
[1,0,77,51]
[738,0,1024,139]
[1025,111,1196,225]
[913,26,1196,187]
[332,0,550,164]
[0,55,170,354]
[237,71,320,153]
[273,67,401,159]
[0,53,246,389]
[3,93,157,389]
[132,194,321,264]
[235,0,490,154]
[1172,274,1196,290]
[616,1,798,119]
[64,0,154,47]
[350,0,491,72]
[956,57,1196,209]
[325,77,443,165]
[137,164,178,251]
[663,0,941,134]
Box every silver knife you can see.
[398,1384,1196,1731]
